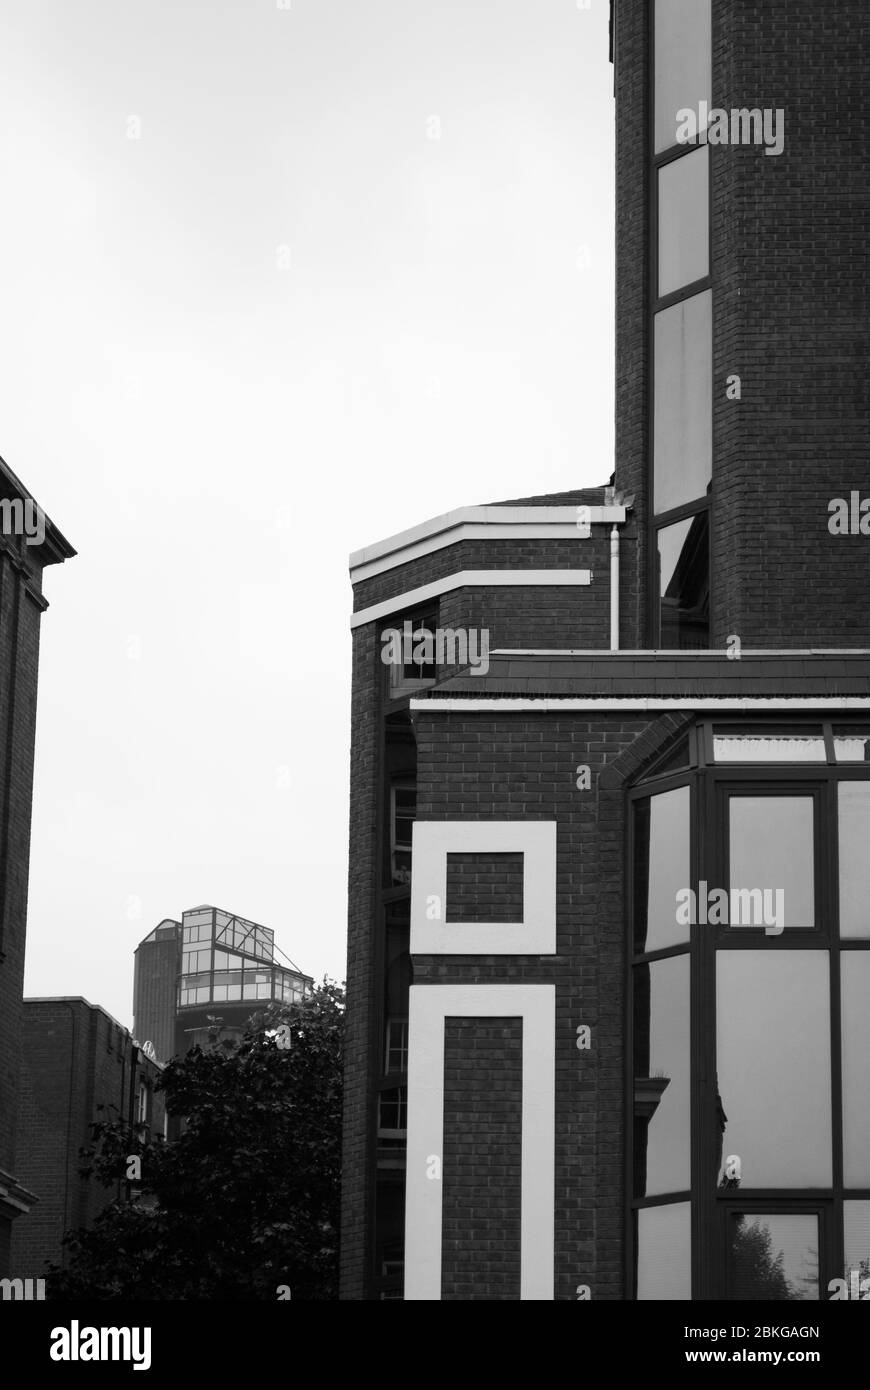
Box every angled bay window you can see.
[629,718,870,1299]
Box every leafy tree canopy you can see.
[47,979,344,1301]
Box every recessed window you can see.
[728,795,815,929]
[384,607,439,697]
[654,291,712,515]
[726,1213,819,1301]
[136,1082,149,1125]
[654,0,712,155]
[390,781,416,886]
[714,726,825,763]
[657,512,710,648]
[658,148,709,297]
[385,1017,408,1073]
[717,952,831,1188]
[378,1087,407,1138]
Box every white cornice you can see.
[349,505,626,583]
[350,569,592,630]
[410,697,870,712]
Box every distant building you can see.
[133,905,313,1065]
[0,456,74,1275]
[9,997,165,1280]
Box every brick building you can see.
[133,905,313,1066]
[9,998,165,1280]
[0,457,74,1275]
[342,1,870,1299]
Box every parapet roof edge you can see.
[349,503,627,581]
[0,454,76,563]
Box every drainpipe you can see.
[610,524,620,652]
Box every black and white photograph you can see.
[1,0,869,1360]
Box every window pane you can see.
[717,952,831,1187]
[658,149,709,297]
[834,728,870,763]
[714,727,825,763]
[658,512,710,649]
[729,796,814,929]
[842,954,870,1186]
[634,955,690,1197]
[654,0,711,154]
[637,1203,691,1300]
[654,291,712,514]
[634,787,691,953]
[839,783,870,938]
[844,1202,870,1288]
[727,1214,819,1301]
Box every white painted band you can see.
[349,504,626,579]
[410,820,557,955]
[405,983,556,1301]
[410,696,870,712]
[350,570,592,630]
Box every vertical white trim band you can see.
[404,984,556,1301]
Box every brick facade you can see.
[9,998,166,1280]
[342,1,870,1300]
[0,460,73,1274]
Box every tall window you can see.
[630,720,870,1299]
[650,0,712,646]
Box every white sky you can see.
[2,0,614,1029]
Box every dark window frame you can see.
[627,717,870,1301]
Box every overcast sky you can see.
[2,0,614,1030]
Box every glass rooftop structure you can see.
[178,906,309,1010]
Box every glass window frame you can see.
[627,718,870,1301]
[648,4,713,646]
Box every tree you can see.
[729,1216,796,1300]
[47,979,344,1300]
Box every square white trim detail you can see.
[410,821,557,955]
[404,983,555,1301]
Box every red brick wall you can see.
[0,536,48,1270]
[441,1017,523,1300]
[10,999,166,1279]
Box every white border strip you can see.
[349,504,626,579]
[410,696,870,712]
[488,649,870,658]
[410,821,557,954]
[350,570,591,630]
[405,983,555,1301]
